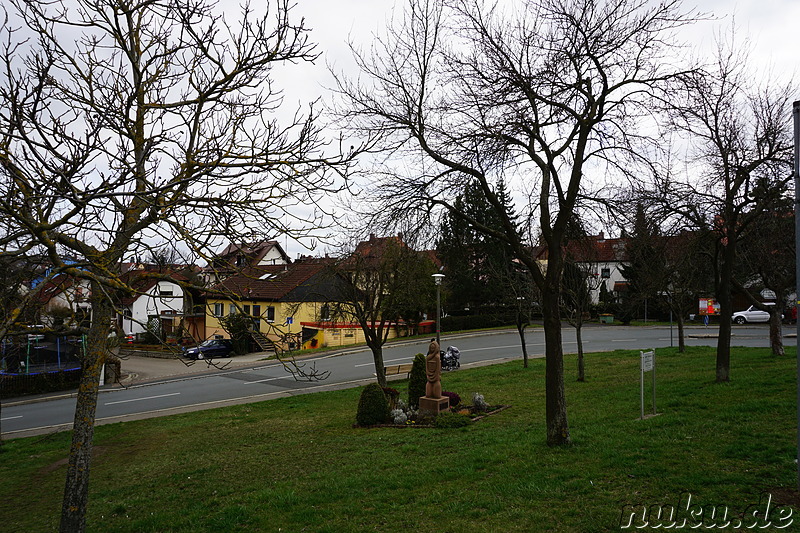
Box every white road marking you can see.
[611,339,638,342]
[105,392,180,406]
[1,415,22,421]
[354,357,410,368]
[243,377,285,385]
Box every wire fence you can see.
[1,335,84,398]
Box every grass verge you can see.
[1,346,797,532]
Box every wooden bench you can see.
[384,363,414,379]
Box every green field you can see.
[1,346,797,532]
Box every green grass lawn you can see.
[1,346,797,532]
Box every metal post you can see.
[432,273,445,346]
[436,283,441,346]
[640,356,645,420]
[652,349,656,415]
[793,100,799,490]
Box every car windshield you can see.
[199,340,219,347]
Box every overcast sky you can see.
[284,0,799,109]
[275,0,800,256]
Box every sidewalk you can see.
[117,351,273,385]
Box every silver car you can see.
[732,304,776,324]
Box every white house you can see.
[120,277,189,336]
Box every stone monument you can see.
[419,340,450,415]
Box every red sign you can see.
[698,298,720,316]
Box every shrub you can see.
[356,383,390,426]
[434,411,472,428]
[441,391,461,406]
[218,312,252,355]
[408,353,427,408]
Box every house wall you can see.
[123,281,185,335]
[586,261,626,304]
[39,279,92,328]
[205,298,328,349]
[257,248,289,266]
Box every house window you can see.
[158,284,174,297]
[320,303,331,321]
[252,305,261,332]
[601,267,611,279]
[266,306,275,323]
[229,304,237,315]
[213,303,224,317]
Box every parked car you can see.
[732,304,778,324]
[183,339,234,360]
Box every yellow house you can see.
[205,257,350,352]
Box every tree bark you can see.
[676,315,686,353]
[715,242,735,382]
[769,310,785,356]
[516,322,529,368]
[576,324,585,382]
[369,341,387,388]
[60,295,112,533]
[542,284,570,446]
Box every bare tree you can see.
[734,183,795,356]
[562,237,606,381]
[335,0,698,445]
[656,28,796,381]
[0,0,348,530]
[330,234,436,387]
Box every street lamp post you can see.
[432,273,445,346]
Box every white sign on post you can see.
[641,350,654,372]
[640,349,656,419]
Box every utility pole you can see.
[793,100,799,490]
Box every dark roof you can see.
[209,257,341,302]
[210,240,290,270]
[535,234,628,263]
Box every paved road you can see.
[1,324,791,438]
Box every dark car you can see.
[183,339,234,360]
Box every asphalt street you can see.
[1,324,792,439]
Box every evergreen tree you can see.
[620,204,665,321]
[436,179,519,314]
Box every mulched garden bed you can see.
[354,405,511,429]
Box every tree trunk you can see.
[542,284,570,446]
[676,314,686,353]
[576,323,585,382]
[715,244,735,382]
[769,310,784,356]
[369,342,387,387]
[60,296,113,533]
[517,322,529,368]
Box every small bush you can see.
[434,411,472,428]
[390,408,408,424]
[408,353,427,408]
[441,391,461,406]
[472,392,489,412]
[356,383,390,426]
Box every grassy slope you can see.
[1,346,797,532]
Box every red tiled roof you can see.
[209,258,335,301]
